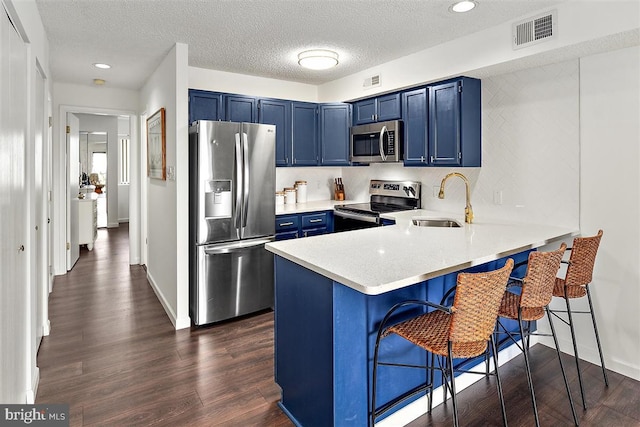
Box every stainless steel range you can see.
[334,180,421,232]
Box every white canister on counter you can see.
[295,180,307,204]
[275,191,285,206]
[284,187,297,204]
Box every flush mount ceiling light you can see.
[93,78,106,86]
[297,49,339,70]
[450,0,477,13]
[93,63,111,69]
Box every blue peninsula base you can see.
[274,252,529,427]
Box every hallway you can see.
[35,226,639,426]
[36,225,291,426]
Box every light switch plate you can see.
[167,166,175,181]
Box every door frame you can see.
[54,105,140,276]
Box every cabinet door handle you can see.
[18,245,25,252]
[279,222,294,226]
[430,155,435,163]
[309,218,323,223]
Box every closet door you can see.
[0,6,28,403]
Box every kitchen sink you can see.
[412,218,462,228]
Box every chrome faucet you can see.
[438,172,474,223]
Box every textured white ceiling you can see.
[35,0,567,90]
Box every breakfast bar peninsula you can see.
[265,211,576,427]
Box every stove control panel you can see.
[369,180,421,200]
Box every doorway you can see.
[59,109,138,273]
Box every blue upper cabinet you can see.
[189,89,223,124]
[292,102,318,166]
[353,93,401,125]
[319,103,351,166]
[402,88,428,166]
[428,77,481,167]
[224,94,258,123]
[259,99,291,167]
[377,93,402,121]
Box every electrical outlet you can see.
[493,190,503,205]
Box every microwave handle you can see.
[379,125,388,161]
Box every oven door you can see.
[333,210,381,232]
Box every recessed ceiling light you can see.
[93,63,111,69]
[93,78,106,85]
[297,50,339,70]
[450,0,477,13]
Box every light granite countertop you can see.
[266,208,578,295]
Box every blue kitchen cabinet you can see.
[275,215,300,240]
[188,89,223,124]
[259,99,291,167]
[275,210,333,240]
[319,103,351,166]
[353,93,401,125]
[291,102,318,166]
[224,94,257,123]
[402,88,428,166]
[428,77,481,167]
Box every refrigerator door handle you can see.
[234,133,243,231]
[203,237,274,255]
[242,132,250,228]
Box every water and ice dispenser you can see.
[205,180,232,219]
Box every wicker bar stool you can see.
[494,244,579,426]
[371,259,513,427]
[548,230,607,410]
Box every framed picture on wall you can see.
[147,107,166,180]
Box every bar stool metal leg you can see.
[518,310,540,427]
[564,295,587,410]
[586,284,609,386]
[490,334,508,427]
[547,307,579,425]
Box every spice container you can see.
[295,180,307,203]
[284,187,297,204]
[275,191,285,206]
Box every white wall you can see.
[543,46,640,380]
[319,1,640,103]
[76,113,119,228]
[189,66,318,102]
[140,43,190,329]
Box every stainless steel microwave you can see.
[350,120,403,163]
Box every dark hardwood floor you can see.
[36,225,640,426]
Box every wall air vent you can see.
[363,74,381,89]
[512,9,557,50]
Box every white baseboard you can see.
[537,335,640,381]
[26,367,39,404]
[146,271,190,330]
[376,338,536,427]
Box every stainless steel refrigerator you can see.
[189,120,276,326]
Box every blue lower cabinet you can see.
[274,249,532,426]
[275,210,333,240]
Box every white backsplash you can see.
[277,60,580,227]
[276,166,343,202]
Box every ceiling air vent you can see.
[512,10,557,50]
[363,74,381,89]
